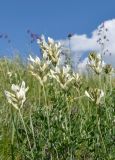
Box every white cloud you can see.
[60,19,115,71]
[77,57,88,73]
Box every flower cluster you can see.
[37,35,61,66]
[88,52,114,75]
[85,88,104,105]
[28,36,63,86]
[72,72,82,89]
[88,52,105,74]
[28,55,50,86]
[50,65,73,90]
[5,81,29,109]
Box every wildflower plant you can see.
[37,35,61,66]
[85,88,104,105]
[1,35,115,159]
[28,55,50,86]
[88,52,105,74]
[4,81,34,158]
[72,72,82,89]
[50,65,73,90]
[5,81,29,109]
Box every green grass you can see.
[0,56,115,160]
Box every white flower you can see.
[48,37,54,44]
[4,91,18,110]
[7,71,12,77]
[85,88,104,105]
[97,54,101,60]
[88,52,104,74]
[37,35,61,66]
[28,55,40,65]
[11,81,29,101]
[50,65,73,90]
[28,55,50,86]
[72,73,81,81]
[63,65,71,75]
[5,81,29,109]
[85,91,94,101]
[72,72,82,88]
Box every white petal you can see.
[21,81,25,89]
[28,55,35,63]
[43,51,48,59]
[48,37,54,44]
[100,90,104,98]
[11,84,19,92]
[85,91,91,98]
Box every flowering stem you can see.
[43,84,47,105]
[18,109,34,159]
[29,111,37,150]
[10,108,16,160]
[43,84,52,157]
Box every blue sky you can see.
[0,0,115,58]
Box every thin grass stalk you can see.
[18,109,34,159]
[96,106,107,154]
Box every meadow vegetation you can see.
[0,36,115,160]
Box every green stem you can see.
[18,109,34,159]
[11,108,15,160]
[96,107,106,154]
[43,84,51,157]
[29,112,36,150]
